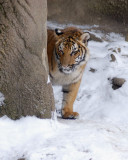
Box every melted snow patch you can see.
[0,92,5,106]
[47,21,99,30]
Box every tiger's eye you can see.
[72,44,78,52]
[59,45,62,51]
[59,43,63,51]
[58,44,64,55]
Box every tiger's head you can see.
[54,27,90,74]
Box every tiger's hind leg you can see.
[61,80,81,119]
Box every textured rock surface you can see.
[110,54,116,62]
[112,77,126,90]
[48,0,128,34]
[0,0,55,119]
[48,0,128,24]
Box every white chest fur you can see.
[50,66,84,86]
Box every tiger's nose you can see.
[62,65,69,69]
[62,64,68,68]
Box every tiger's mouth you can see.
[59,65,75,74]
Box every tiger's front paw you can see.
[62,111,79,119]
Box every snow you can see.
[47,75,51,84]
[0,21,128,160]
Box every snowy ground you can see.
[0,21,128,160]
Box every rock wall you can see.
[96,0,128,24]
[48,0,128,33]
[0,0,55,119]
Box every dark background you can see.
[47,0,128,38]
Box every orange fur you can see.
[47,27,90,119]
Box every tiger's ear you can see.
[55,28,64,36]
[81,32,90,43]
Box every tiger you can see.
[47,27,90,119]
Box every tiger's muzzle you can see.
[59,65,75,74]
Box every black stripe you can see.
[62,88,70,94]
[55,48,60,60]
[49,73,53,79]
[51,55,53,71]
[74,54,85,67]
